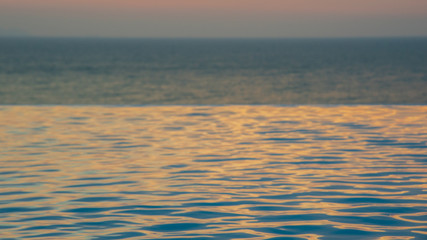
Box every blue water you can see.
[0,105,426,239]
[1,37,426,104]
[1,38,426,239]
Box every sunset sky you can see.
[1,0,427,38]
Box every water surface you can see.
[1,38,426,104]
[0,105,426,239]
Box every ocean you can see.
[0,38,426,239]
[1,37,426,104]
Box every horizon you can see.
[1,35,427,40]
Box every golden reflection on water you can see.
[0,105,426,239]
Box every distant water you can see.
[1,105,426,239]
[1,37,427,104]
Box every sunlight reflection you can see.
[0,105,426,239]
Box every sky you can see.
[1,0,427,38]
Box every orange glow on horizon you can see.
[2,0,427,16]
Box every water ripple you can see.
[0,105,426,239]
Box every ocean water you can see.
[0,38,427,104]
[1,38,427,239]
[0,105,426,239]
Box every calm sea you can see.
[0,38,426,239]
[0,37,426,104]
[0,106,426,239]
